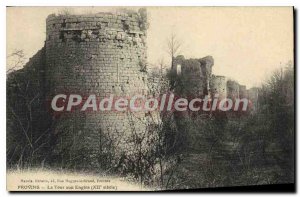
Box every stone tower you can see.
[227,80,240,101]
[45,10,149,168]
[210,75,226,100]
[173,55,214,97]
[239,85,247,99]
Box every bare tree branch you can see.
[166,32,182,69]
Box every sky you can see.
[7,7,293,88]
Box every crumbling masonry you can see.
[173,56,259,104]
[173,55,213,97]
[45,11,152,168]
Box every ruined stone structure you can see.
[173,55,214,97]
[172,55,259,108]
[239,85,247,99]
[226,80,240,101]
[44,11,150,167]
[210,75,227,100]
[172,56,253,101]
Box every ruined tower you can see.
[173,55,214,97]
[226,80,240,101]
[239,85,247,99]
[210,75,226,100]
[45,10,149,168]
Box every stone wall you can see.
[7,47,47,125]
[173,55,214,97]
[239,85,247,99]
[6,47,54,167]
[210,75,226,100]
[226,80,240,101]
[45,10,150,168]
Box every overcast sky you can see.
[7,7,293,88]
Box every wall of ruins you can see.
[226,80,240,101]
[210,75,227,100]
[173,55,214,97]
[45,10,151,168]
[239,85,247,99]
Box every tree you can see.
[166,32,182,70]
[158,57,166,76]
[7,49,26,74]
[7,49,53,169]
